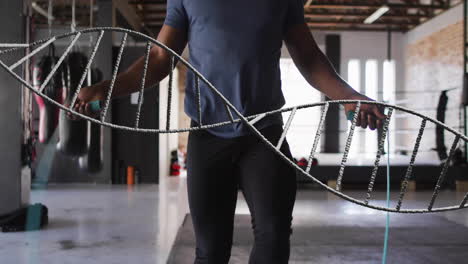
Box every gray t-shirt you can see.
[164,0,304,138]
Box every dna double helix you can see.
[1,27,467,213]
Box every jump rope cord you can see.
[382,120,391,264]
[347,109,390,263]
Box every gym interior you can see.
[1,0,468,263]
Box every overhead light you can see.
[364,5,390,24]
[31,2,55,21]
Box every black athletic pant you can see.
[186,122,297,264]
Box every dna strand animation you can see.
[1,27,467,214]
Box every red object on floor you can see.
[297,158,308,167]
[311,158,319,166]
[170,162,181,176]
[296,157,319,168]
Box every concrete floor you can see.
[1,183,468,264]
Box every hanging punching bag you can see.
[32,46,63,143]
[79,121,103,173]
[79,68,104,173]
[56,51,89,156]
[436,90,448,161]
[464,73,468,106]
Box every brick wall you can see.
[406,21,463,94]
[404,20,464,154]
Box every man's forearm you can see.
[296,47,358,100]
[286,24,359,100]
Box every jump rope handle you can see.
[89,100,101,113]
[346,110,356,121]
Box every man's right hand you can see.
[67,83,107,120]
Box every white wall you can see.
[159,70,180,180]
[157,69,190,262]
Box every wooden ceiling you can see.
[31,0,462,34]
[32,0,97,29]
[131,0,462,33]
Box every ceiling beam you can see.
[129,0,166,4]
[305,3,446,10]
[131,0,445,10]
[34,0,95,5]
[134,4,166,12]
[140,13,166,20]
[144,21,410,30]
[143,18,419,26]
[306,22,413,27]
[126,0,448,34]
[305,12,429,19]
[113,0,153,35]
[308,26,408,32]
[129,0,448,10]
[144,24,408,33]
[306,20,419,26]
[143,11,426,21]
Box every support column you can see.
[324,35,341,188]
[0,0,25,215]
[457,0,468,192]
[323,35,341,154]
[463,0,468,163]
[95,0,113,183]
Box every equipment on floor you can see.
[1,27,468,214]
[0,203,48,232]
[170,150,182,176]
[295,157,318,170]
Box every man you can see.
[73,0,385,263]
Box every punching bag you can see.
[436,91,448,161]
[464,73,468,106]
[79,68,104,173]
[56,52,89,156]
[32,46,63,143]
[79,122,103,173]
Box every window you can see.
[280,58,322,158]
[365,60,378,100]
[347,59,361,153]
[383,60,396,103]
[279,58,396,157]
[365,60,379,154]
[383,60,396,153]
[348,59,361,92]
